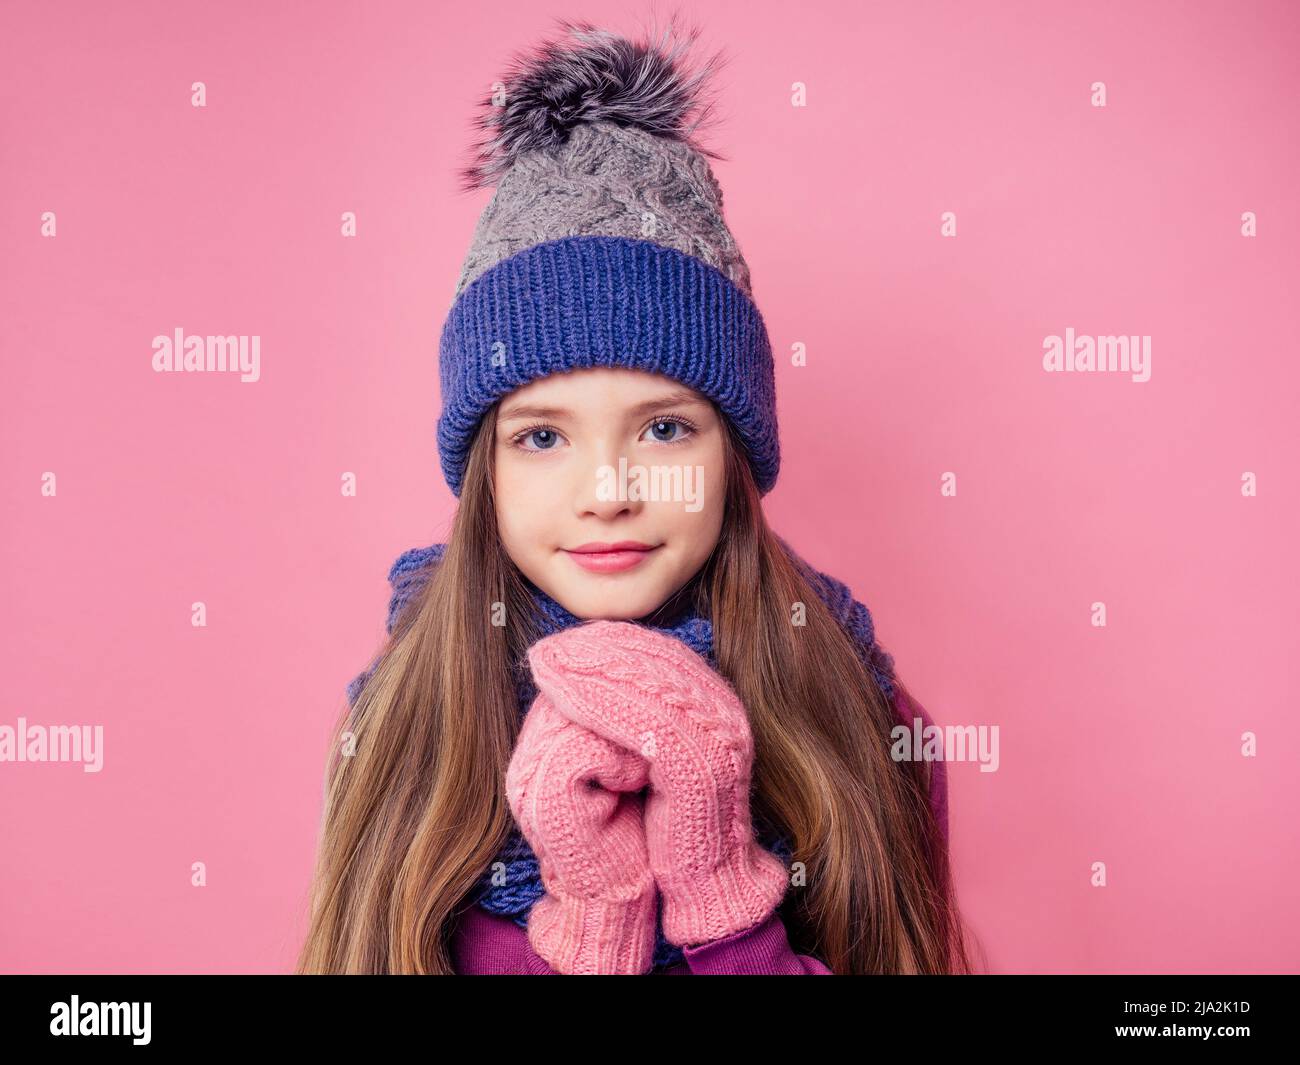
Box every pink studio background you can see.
[2,0,1297,974]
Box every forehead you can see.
[496,368,709,421]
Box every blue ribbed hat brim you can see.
[436,235,779,496]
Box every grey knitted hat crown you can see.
[436,19,779,496]
[453,117,755,300]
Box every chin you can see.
[559,582,664,622]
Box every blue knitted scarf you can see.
[357,541,897,971]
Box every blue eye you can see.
[517,427,563,452]
[641,418,696,444]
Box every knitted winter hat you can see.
[436,19,779,497]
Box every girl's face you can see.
[493,367,726,621]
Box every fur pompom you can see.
[458,16,728,192]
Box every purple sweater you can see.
[450,685,947,975]
[451,900,833,975]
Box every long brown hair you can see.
[297,400,976,974]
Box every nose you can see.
[570,440,645,521]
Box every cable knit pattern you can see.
[344,539,916,969]
[505,691,658,974]
[528,621,791,947]
[454,120,753,300]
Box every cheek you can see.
[494,453,553,539]
[662,443,725,544]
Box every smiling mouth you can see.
[561,542,661,574]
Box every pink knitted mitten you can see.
[527,620,790,948]
[505,691,658,975]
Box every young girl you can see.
[298,19,970,976]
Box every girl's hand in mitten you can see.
[505,691,657,975]
[526,621,790,948]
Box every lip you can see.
[562,541,660,574]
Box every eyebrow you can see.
[497,388,705,423]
